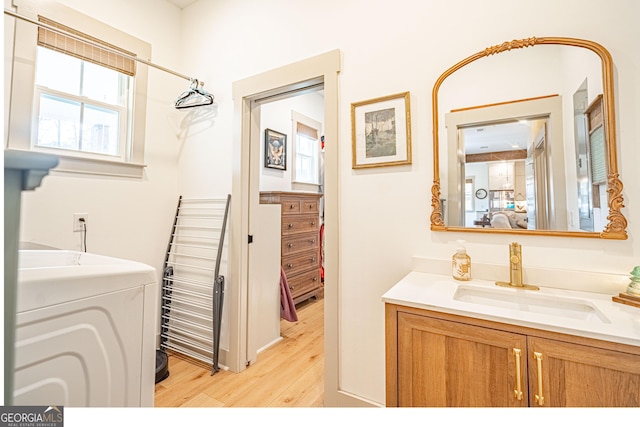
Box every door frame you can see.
[229,50,341,406]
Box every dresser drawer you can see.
[281,198,301,215]
[287,268,321,300]
[282,214,319,235]
[282,232,319,256]
[281,197,320,216]
[282,248,319,277]
[298,198,320,215]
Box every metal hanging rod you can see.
[161,314,213,333]
[163,275,213,289]
[4,8,199,83]
[180,198,229,203]
[166,252,217,261]
[165,260,214,271]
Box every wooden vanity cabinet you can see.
[527,337,640,407]
[260,191,323,304]
[395,311,528,407]
[386,304,640,407]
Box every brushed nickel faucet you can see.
[496,242,539,290]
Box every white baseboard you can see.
[333,390,382,408]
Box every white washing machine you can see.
[15,250,158,407]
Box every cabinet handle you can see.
[310,238,316,244]
[287,263,293,268]
[287,243,294,248]
[287,223,294,228]
[311,221,316,226]
[513,348,523,401]
[290,204,295,209]
[534,351,545,406]
[311,257,316,262]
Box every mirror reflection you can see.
[431,37,627,239]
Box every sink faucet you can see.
[509,242,523,286]
[496,242,539,290]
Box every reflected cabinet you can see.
[385,304,640,407]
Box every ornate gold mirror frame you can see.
[430,36,627,239]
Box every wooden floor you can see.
[154,296,324,407]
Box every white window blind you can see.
[297,122,318,140]
[37,16,136,77]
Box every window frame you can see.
[291,111,322,186]
[33,73,130,161]
[6,1,150,178]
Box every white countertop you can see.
[382,271,640,347]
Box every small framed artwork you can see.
[351,91,411,169]
[264,128,287,170]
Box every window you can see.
[465,177,475,212]
[292,112,322,185]
[34,46,131,159]
[6,1,150,177]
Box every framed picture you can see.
[264,128,287,170]
[351,91,411,169]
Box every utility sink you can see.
[453,284,610,323]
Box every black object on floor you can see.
[155,349,169,384]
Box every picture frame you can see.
[264,128,287,170]
[351,91,412,169]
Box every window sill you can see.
[5,149,146,179]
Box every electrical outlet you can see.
[73,213,88,232]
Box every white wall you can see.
[8,0,639,408]
[259,92,324,192]
[7,0,185,284]
[175,0,639,406]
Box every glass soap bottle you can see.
[452,240,471,281]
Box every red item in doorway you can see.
[319,223,324,282]
[280,267,298,322]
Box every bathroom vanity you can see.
[383,272,640,407]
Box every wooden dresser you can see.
[260,191,323,304]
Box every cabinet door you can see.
[397,313,528,407]
[528,337,640,407]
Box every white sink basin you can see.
[453,284,610,323]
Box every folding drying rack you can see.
[160,194,231,374]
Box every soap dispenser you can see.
[452,240,471,281]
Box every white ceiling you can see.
[166,0,198,9]
[461,119,546,155]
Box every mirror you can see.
[430,37,627,239]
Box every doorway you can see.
[247,85,325,363]
[229,50,341,406]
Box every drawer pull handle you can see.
[534,351,545,406]
[287,243,294,248]
[310,239,316,244]
[311,221,316,225]
[289,286,294,290]
[309,204,314,209]
[513,348,523,401]
[290,204,295,209]
[312,277,318,282]
[287,223,294,228]
[311,257,316,262]
[287,263,293,268]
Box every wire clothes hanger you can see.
[174,78,215,109]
